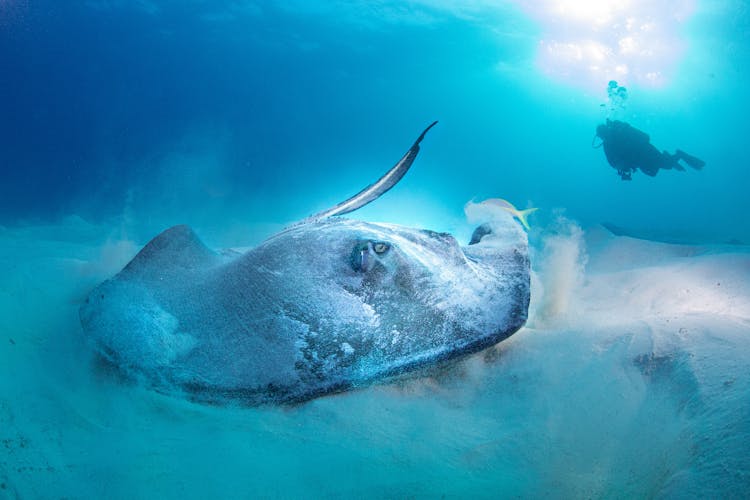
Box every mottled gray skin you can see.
[81,123,530,403]
[80,214,530,404]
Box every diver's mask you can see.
[592,123,609,148]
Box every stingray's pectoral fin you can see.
[122,225,218,280]
[308,121,438,220]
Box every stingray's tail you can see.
[676,149,706,170]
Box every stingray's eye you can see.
[350,240,390,272]
[373,242,390,254]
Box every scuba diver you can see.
[594,119,705,180]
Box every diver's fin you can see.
[516,208,538,231]
[676,149,705,170]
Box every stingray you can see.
[80,122,531,404]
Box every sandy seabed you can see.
[1,215,749,498]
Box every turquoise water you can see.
[1,1,749,497]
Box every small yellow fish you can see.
[479,198,538,230]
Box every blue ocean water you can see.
[1,1,749,498]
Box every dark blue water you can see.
[1,1,749,497]
[3,1,747,242]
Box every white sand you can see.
[1,216,748,497]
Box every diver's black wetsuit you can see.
[595,120,705,180]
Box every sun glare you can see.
[552,0,630,26]
[515,0,696,91]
